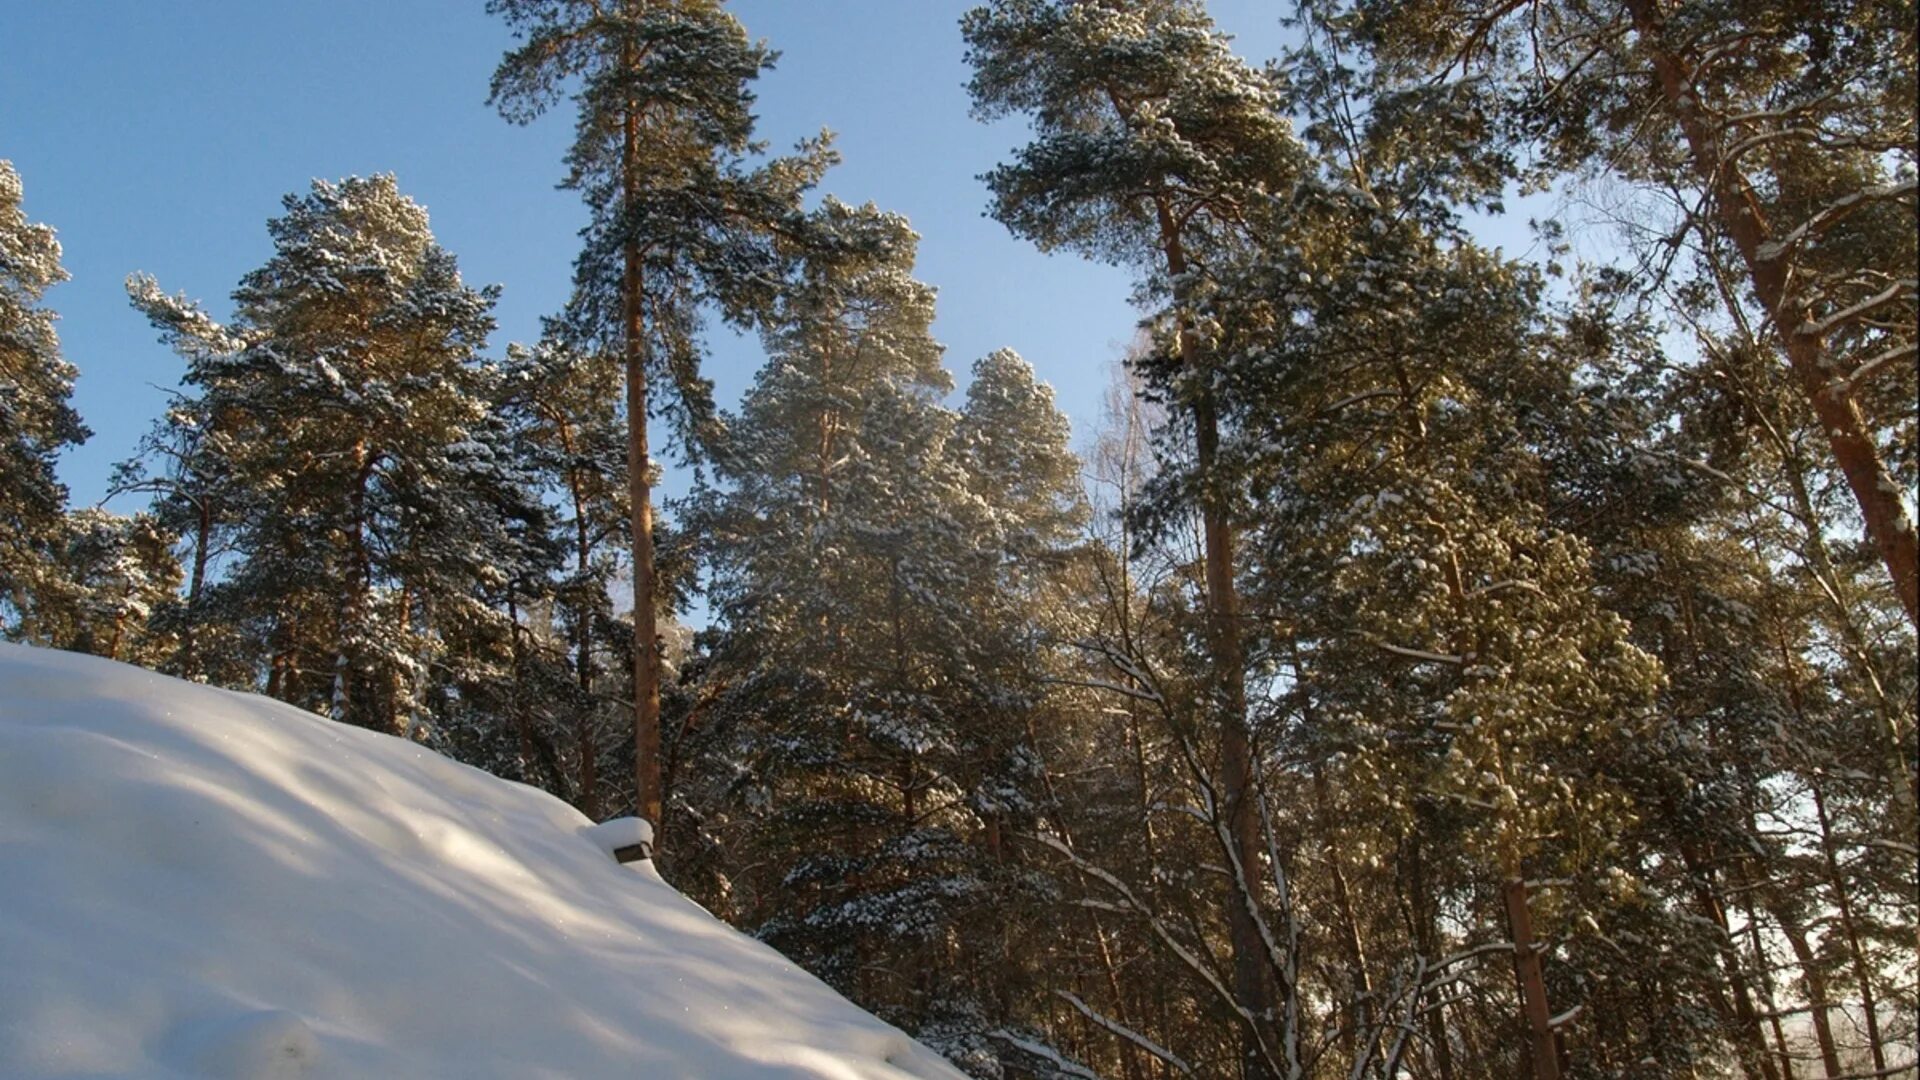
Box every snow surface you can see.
[0,643,966,1080]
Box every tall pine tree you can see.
[489,0,829,831]
[964,4,1313,1070]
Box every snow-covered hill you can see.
[0,643,965,1079]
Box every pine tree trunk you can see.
[1738,891,1796,1080]
[564,429,602,822]
[332,442,374,728]
[1154,204,1273,1080]
[1768,413,1919,839]
[180,498,211,678]
[1315,768,1373,1067]
[817,335,836,516]
[1769,901,1844,1079]
[106,594,127,662]
[1680,847,1783,1080]
[622,49,664,835]
[1712,257,1920,846]
[1810,781,1889,1073]
[1503,878,1562,1080]
[1030,717,1149,1080]
[1622,0,1919,629]
[1411,842,1458,1080]
[387,581,412,737]
[266,618,292,700]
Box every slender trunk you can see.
[1504,878,1562,1080]
[1729,803,1796,1079]
[1623,0,1919,627]
[1315,768,1374,1069]
[1405,836,1457,1080]
[179,498,211,678]
[817,335,837,516]
[561,423,601,821]
[1810,781,1888,1072]
[1094,917,1149,1080]
[507,589,537,774]
[1724,256,1920,871]
[1738,891,1796,1080]
[1155,204,1271,1078]
[889,563,916,823]
[1776,435,1919,839]
[1763,541,1920,976]
[1769,901,1845,1078]
[621,60,663,833]
[1030,716,1148,1080]
[266,617,293,700]
[1114,468,1161,869]
[106,591,127,661]
[1681,847,1783,1080]
[1330,854,1373,1071]
[387,580,412,737]
[559,416,597,696]
[332,442,374,728]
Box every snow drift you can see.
[0,643,965,1079]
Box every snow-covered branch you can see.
[1793,278,1917,339]
[1836,341,1916,394]
[1053,990,1196,1076]
[991,1032,1101,1079]
[1371,640,1465,665]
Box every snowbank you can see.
[0,643,965,1079]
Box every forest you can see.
[1,0,1914,1077]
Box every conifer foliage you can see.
[679,198,1087,1071]
[0,161,89,632]
[122,176,547,737]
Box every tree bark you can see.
[1737,891,1797,1080]
[622,39,664,835]
[1403,836,1457,1080]
[1315,768,1374,1067]
[556,414,603,822]
[332,442,375,729]
[1503,878,1562,1080]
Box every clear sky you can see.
[2,0,1310,513]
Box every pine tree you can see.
[684,198,1084,1072]
[1325,2,1918,1021]
[964,3,1314,1071]
[957,347,1085,561]
[0,159,89,633]
[1218,232,1674,1073]
[118,276,254,681]
[125,176,546,737]
[33,509,183,668]
[489,0,830,832]
[690,197,961,958]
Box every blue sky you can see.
[3,0,1311,512]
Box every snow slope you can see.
[0,643,966,1080]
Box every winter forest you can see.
[2,0,1915,1077]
